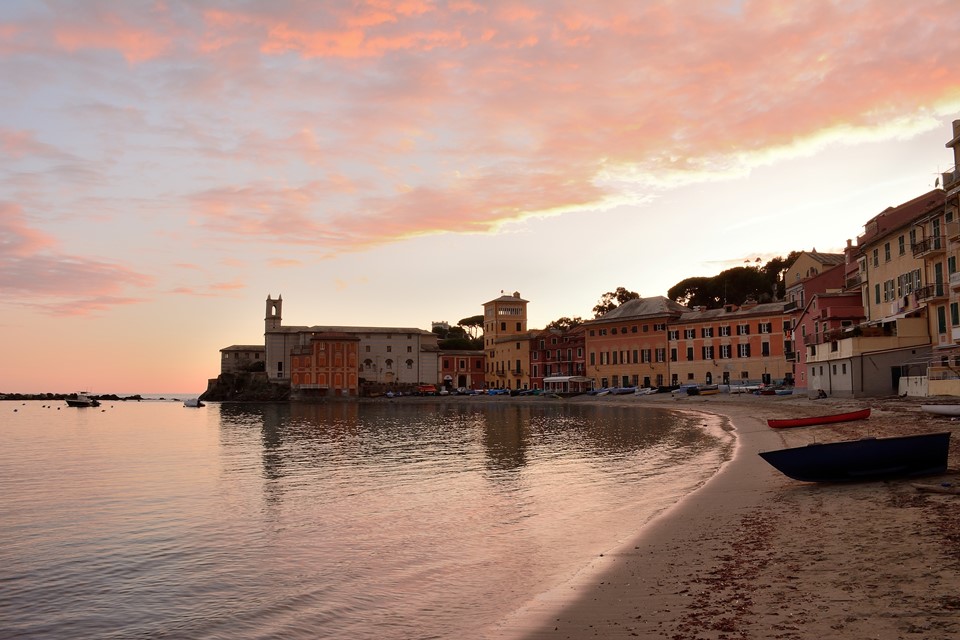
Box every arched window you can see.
[385,359,393,369]
[406,359,414,369]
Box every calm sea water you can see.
[0,399,733,639]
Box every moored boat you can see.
[66,392,100,408]
[921,404,960,417]
[766,408,871,429]
[759,432,951,483]
[184,398,205,408]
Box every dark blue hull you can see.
[759,432,951,483]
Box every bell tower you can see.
[265,294,282,331]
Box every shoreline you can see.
[488,392,960,639]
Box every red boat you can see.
[767,408,871,429]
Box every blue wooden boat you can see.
[759,432,951,483]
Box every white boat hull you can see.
[921,404,960,416]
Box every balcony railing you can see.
[951,271,960,290]
[917,282,948,302]
[845,274,863,288]
[912,236,945,258]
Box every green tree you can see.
[592,287,640,317]
[668,256,798,309]
[458,315,484,339]
[545,316,583,330]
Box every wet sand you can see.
[489,392,960,639]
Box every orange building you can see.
[584,297,687,390]
[669,301,793,387]
[290,332,361,397]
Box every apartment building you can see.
[289,332,360,397]
[805,191,943,397]
[529,325,586,390]
[439,350,485,390]
[783,250,845,310]
[920,119,960,393]
[583,297,687,389]
[669,301,793,387]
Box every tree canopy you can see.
[545,316,583,330]
[457,315,484,339]
[667,253,800,309]
[592,287,640,317]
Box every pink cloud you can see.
[3,1,960,259]
[0,203,153,314]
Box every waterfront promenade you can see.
[491,391,960,639]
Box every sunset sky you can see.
[2,1,960,394]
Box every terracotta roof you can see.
[677,301,789,322]
[857,189,945,245]
[220,344,265,352]
[585,296,688,323]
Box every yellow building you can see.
[483,292,533,390]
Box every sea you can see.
[0,398,734,639]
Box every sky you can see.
[2,1,960,394]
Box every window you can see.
[736,324,750,335]
[668,330,679,341]
[701,327,714,338]
[655,348,666,362]
[684,328,695,339]
[720,344,731,359]
[406,359,414,369]
[670,348,678,362]
[366,345,371,352]
[686,347,694,361]
[950,256,957,276]
[938,306,947,334]
[386,346,392,352]
[654,323,666,331]
[874,283,880,305]
[759,322,772,333]
[719,326,731,337]
[898,235,905,255]
[884,242,891,261]
[738,344,751,358]
[702,346,715,360]
[590,352,596,365]
[872,248,879,267]
[952,303,959,327]
[761,342,770,356]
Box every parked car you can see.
[416,384,438,396]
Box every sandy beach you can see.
[489,391,960,640]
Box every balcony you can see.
[917,282,948,302]
[912,236,945,258]
[951,271,960,291]
[845,273,863,289]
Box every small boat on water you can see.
[921,405,960,417]
[66,392,100,408]
[767,408,871,429]
[759,432,951,483]
[184,398,205,408]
